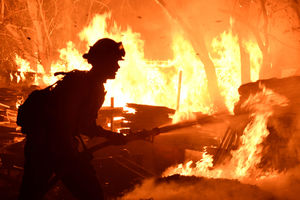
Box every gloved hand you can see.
[97,126,128,145]
[107,133,128,145]
[79,151,93,161]
[128,128,159,143]
[97,126,116,137]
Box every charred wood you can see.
[123,103,175,132]
[235,76,300,114]
[216,76,300,171]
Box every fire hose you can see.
[44,113,224,194]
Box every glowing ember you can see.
[16,96,24,109]
[163,86,289,181]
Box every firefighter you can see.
[18,38,126,200]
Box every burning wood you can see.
[97,106,124,131]
[232,76,300,171]
[122,103,175,132]
[96,103,175,132]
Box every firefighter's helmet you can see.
[83,38,125,63]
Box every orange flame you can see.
[14,13,262,121]
[14,55,33,83]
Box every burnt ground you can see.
[121,175,276,200]
[0,121,223,200]
[0,85,224,200]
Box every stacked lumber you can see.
[97,107,124,131]
[0,88,18,124]
[97,103,176,133]
[0,86,38,123]
[0,87,34,150]
[0,88,19,110]
[122,103,175,132]
[0,87,30,173]
[234,76,300,115]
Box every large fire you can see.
[1,1,298,198]
[13,13,262,120]
[13,12,278,182]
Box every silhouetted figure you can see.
[18,38,126,200]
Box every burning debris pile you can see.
[163,83,289,179]
[232,76,300,171]
[121,76,300,200]
[165,76,300,175]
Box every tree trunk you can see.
[258,0,271,79]
[236,0,251,84]
[26,0,52,72]
[0,0,4,23]
[238,36,251,84]
[154,0,225,110]
[291,0,300,27]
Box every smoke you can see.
[120,175,274,200]
[257,114,300,200]
[120,171,300,200]
[255,165,300,200]
[120,165,300,200]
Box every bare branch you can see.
[37,0,52,48]
[83,0,95,28]
[94,0,110,10]
[290,0,300,26]
[48,0,58,37]
[268,33,300,50]
[1,0,4,23]
[260,0,269,49]
[154,0,225,109]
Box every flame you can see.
[211,29,262,113]
[243,40,262,82]
[14,55,34,83]
[211,29,241,113]
[163,147,221,178]
[14,13,262,120]
[163,86,289,181]
[16,96,24,109]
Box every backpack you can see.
[17,70,86,134]
[17,86,52,134]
